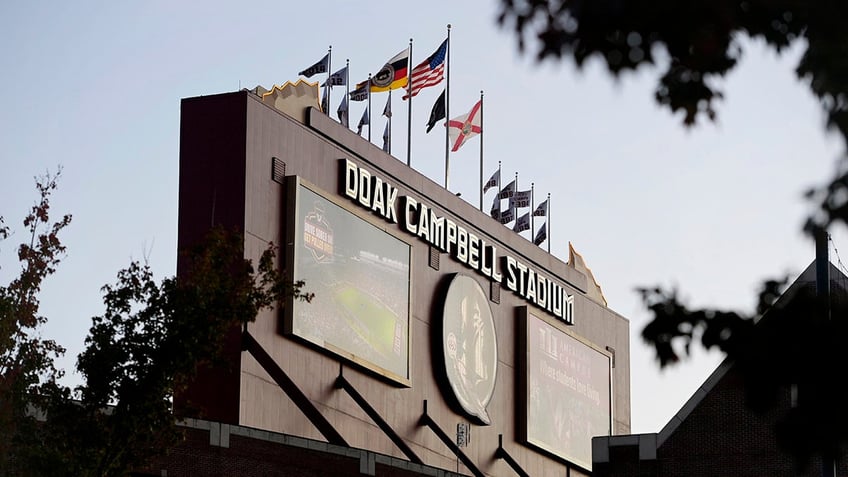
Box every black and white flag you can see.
[533,223,547,245]
[299,53,329,78]
[326,65,347,86]
[483,169,500,194]
[513,213,530,233]
[533,199,548,217]
[337,95,349,127]
[511,189,531,209]
[357,106,370,136]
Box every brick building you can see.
[592,258,848,476]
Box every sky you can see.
[1,1,845,434]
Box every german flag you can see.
[360,48,410,93]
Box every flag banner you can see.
[383,95,392,118]
[370,48,410,93]
[511,189,532,209]
[483,169,500,194]
[499,203,515,224]
[533,199,548,217]
[327,66,347,86]
[498,180,516,199]
[490,195,501,220]
[357,106,369,136]
[448,99,483,152]
[337,95,349,127]
[299,53,329,78]
[321,87,329,114]
[350,83,369,102]
[514,212,530,233]
[382,122,390,152]
[426,89,446,133]
[533,223,547,245]
[403,38,448,100]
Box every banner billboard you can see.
[522,309,612,470]
[286,178,412,384]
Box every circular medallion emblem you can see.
[442,274,498,424]
[372,65,395,88]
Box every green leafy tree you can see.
[1,173,311,476]
[496,0,848,466]
[60,227,310,476]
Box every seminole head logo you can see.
[442,274,498,425]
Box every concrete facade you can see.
[176,90,631,476]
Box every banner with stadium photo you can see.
[520,308,612,471]
[285,178,412,384]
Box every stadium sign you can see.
[341,159,574,325]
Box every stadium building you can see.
[163,82,631,476]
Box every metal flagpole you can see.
[514,173,519,199]
[530,182,535,239]
[444,24,452,190]
[498,161,502,201]
[513,172,519,228]
[496,160,501,219]
[479,90,484,211]
[367,73,372,143]
[406,38,413,166]
[326,45,332,115]
[388,89,392,154]
[345,59,350,127]
[547,193,551,253]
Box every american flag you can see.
[403,39,448,100]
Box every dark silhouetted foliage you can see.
[497,0,848,229]
[0,169,71,474]
[497,0,848,466]
[0,173,311,476]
